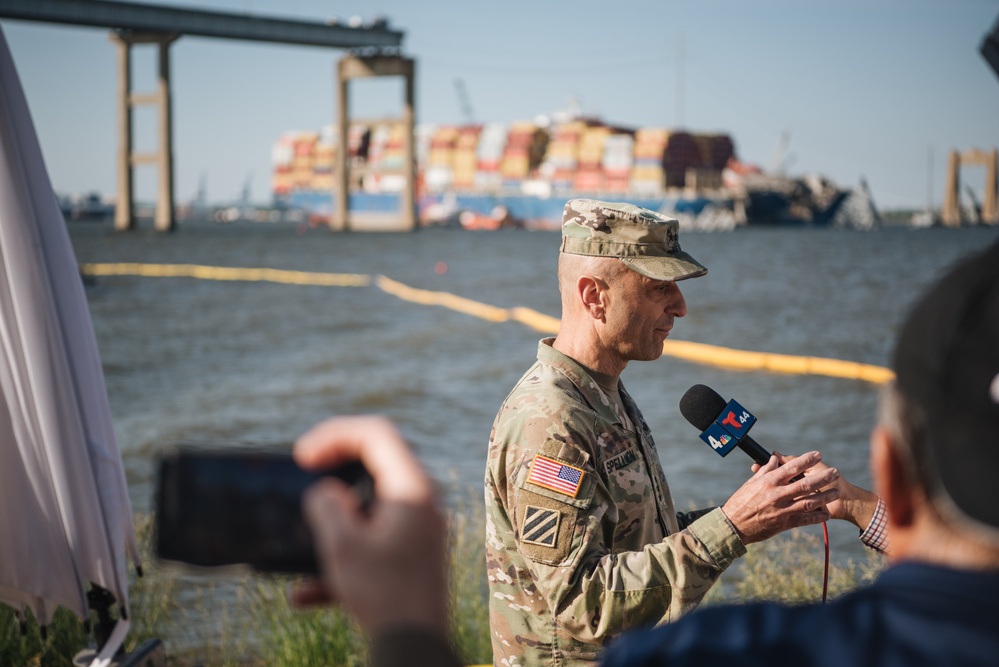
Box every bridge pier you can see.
[1,0,407,234]
[942,148,998,226]
[334,54,416,232]
[110,30,178,232]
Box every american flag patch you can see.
[527,455,585,498]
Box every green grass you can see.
[250,579,367,667]
[0,606,88,667]
[445,488,492,665]
[1,502,886,666]
[733,527,885,605]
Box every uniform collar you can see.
[537,337,630,427]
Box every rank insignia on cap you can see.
[521,505,560,547]
[527,455,585,498]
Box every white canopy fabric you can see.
[0,23,140,663]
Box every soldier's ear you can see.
[578,275,606,321]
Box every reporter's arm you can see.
[755,452,889,554]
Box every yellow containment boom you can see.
[661,340,893,384]
[80,263,893,385]
[81,262,370,287]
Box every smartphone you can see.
[155,446,373,574]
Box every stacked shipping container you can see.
[452,125,483,189]
[475,122,507,190]
[365,123,407,192]
[602,133,634,193]
[273,119,736,199]
[573,124,610,192]
[538,120,583,189]
[424,125,458,192]
[501,122,547,185]
[271,133,296,197]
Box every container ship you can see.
[271,110,877,230]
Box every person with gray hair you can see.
[599,238,999,667]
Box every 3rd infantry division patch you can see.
[522,505,560,547]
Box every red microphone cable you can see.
[821,521,830,603]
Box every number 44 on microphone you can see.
[699,400,757,457]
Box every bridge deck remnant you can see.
[0,0,404,49]
[0,0,407,231]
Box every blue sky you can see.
[3,0,998,209]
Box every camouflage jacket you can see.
[484,339,746,667]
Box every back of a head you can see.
[892,240,999,538]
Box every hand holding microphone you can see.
[679,384,841,544]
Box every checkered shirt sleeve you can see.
[859,495,889,555]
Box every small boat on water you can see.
[60,191,115,221]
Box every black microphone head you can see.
[679,384,727,430]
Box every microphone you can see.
[679,384,772,466]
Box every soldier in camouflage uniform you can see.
[484,199,844,667]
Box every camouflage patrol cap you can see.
[560,199,707,281]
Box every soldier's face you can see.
[603,270,687,364]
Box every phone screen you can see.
[155,447,370,573]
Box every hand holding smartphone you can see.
[155,446,373,574]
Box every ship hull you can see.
[279,189,743,230]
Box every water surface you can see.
[70,220,999,565]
